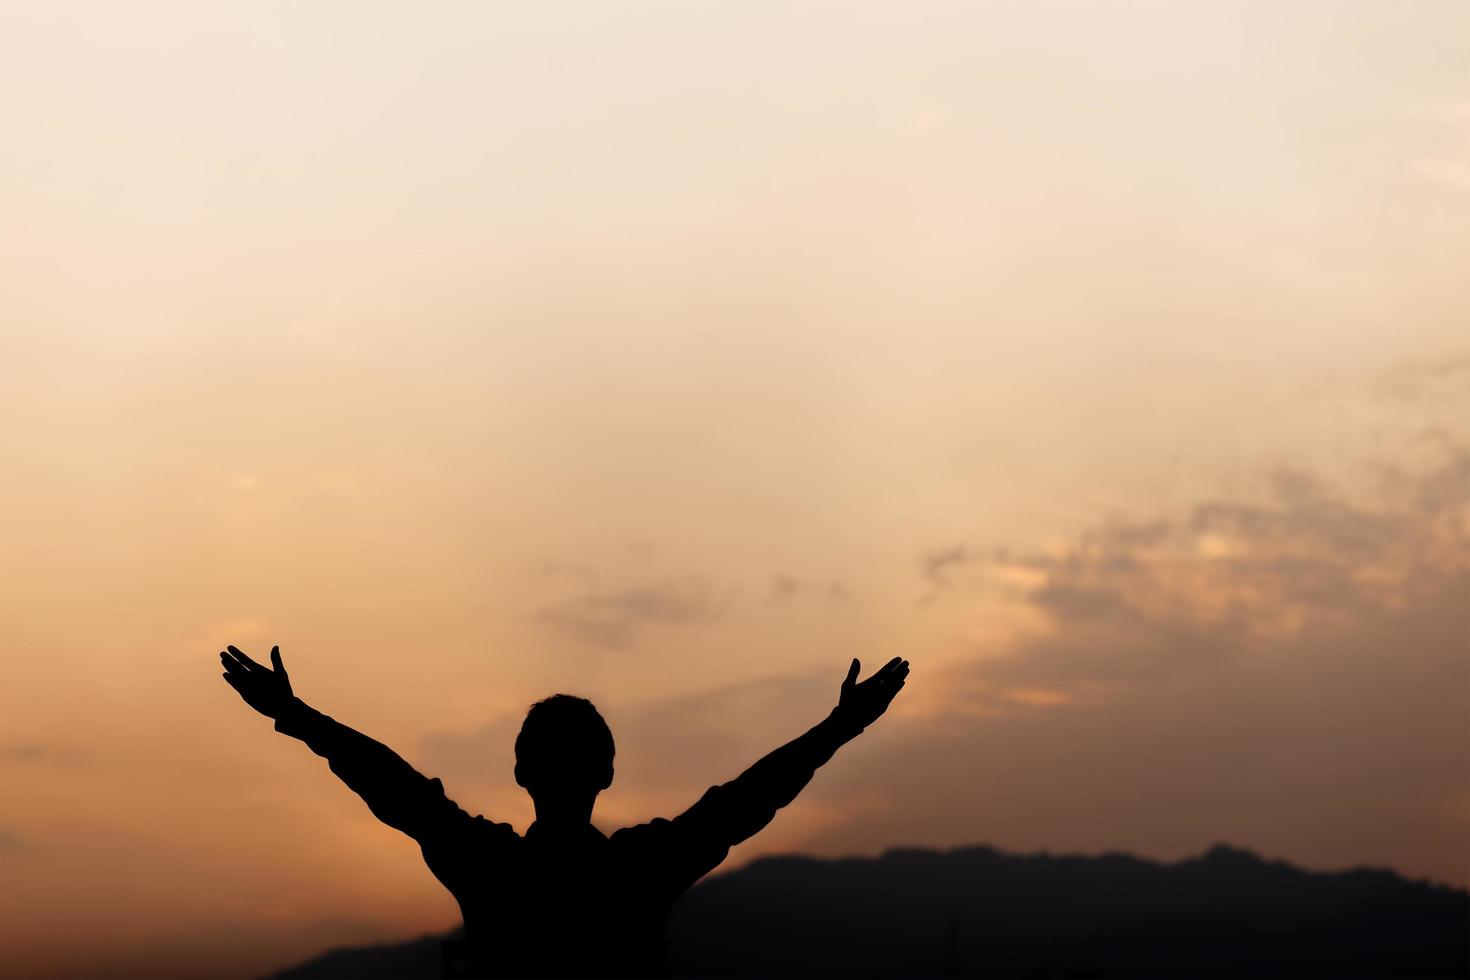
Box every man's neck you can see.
[530,795,597,830]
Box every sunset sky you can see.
[2,2,1468,977]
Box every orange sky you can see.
[2,3,1468,978]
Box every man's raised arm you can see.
[219,644,472,844]
[665,657,910,866]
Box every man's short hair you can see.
[514,694,615,791]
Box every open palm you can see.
[835,656,909,730]
[220,644,293,720]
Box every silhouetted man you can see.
[220,645,909,978]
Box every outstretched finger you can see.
[878,662,909,687]
[867,658,898,682]
[221,650,252,674]
[227,645,262,671]
[270,645,286,674]
[844,659,861,688]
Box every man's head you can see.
[514,694,615,806]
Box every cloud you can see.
[0,742,81,766]
[417,714,523,801]
[611,672,837,784]
[924,447,1470,690]
[0,743,49,761]
[811,565,1470,886]
[918,545,1004,603]
[920,545,977,589]
[770,574,801,602]
[536,578,726,649]
[810,448,1470,886]
[768,574,854,605]
[1374,352,1470,403]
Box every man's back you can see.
[427,815,727,978]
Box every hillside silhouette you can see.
[270,842,1468,979]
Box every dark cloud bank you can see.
[874,448,1470,886]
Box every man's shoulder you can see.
[606,816,683,854]
[425,814,520,850]
[610,785,730,838]
[422,814,519,864]
[607,803,732,893]
[609,817,671,840]
[468,815,521,839]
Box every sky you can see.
[1,2,1468,977]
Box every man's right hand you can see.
[221,644,294,720]
[833,656,909,732]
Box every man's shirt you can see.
[274,698,857,978]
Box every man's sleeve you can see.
[274,697,475,844]
[649,711,864,889]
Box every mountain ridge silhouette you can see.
[269,842,1469,978]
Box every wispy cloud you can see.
[921,545,977,588]
[536,578,726,649]
[0,743,50,762]
[925,445,1470,686]
[1374,352,1470,403]
[770,573,801,602]
[768,573,853,605]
